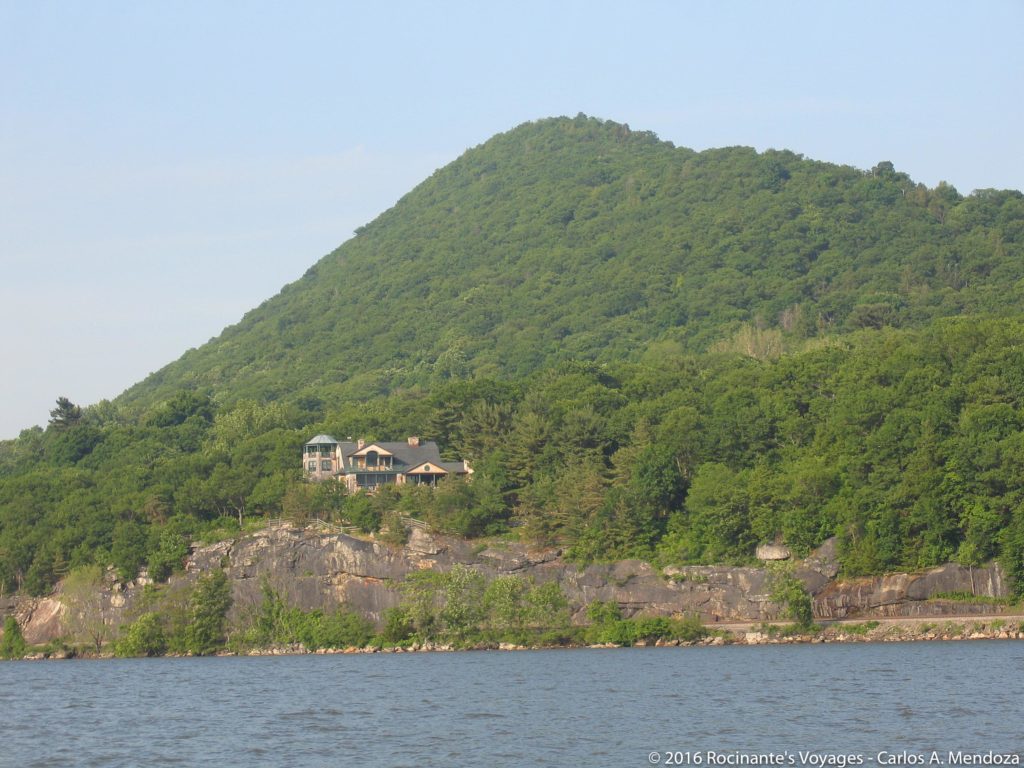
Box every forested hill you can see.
[3,115,1024,601]
[120,114,1024,412]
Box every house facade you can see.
[303,435,472,491]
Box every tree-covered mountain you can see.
[3,115,1024,600]
[119,114,1024,411]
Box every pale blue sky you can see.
[2,1,1022,438]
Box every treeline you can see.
[4,316,1024,597]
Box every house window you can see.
[321,460,332,471]
[307,460,317,471]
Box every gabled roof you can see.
[350,443,395,457]
[405,460,471,475]
[338,440,444,471]
[406,460,449,475]
[305,434,339,445]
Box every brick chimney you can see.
[407,436,420,447]
[357,438,365,449]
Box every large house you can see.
[303,435,472,491]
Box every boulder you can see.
[756,544,791,561]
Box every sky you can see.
[1,1,1022,439]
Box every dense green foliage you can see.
[114,612,168,657]
[181,570,233,655]
[583,600,708,646]
[0,615,27,659]
[3,116,1024,599]
[105,575,673,654]
[116,116,1024,410]
[238,581,375,650]
[395,565,572,645]
[767,564,815,630]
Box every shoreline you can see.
[10,615,1023,661]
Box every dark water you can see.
[2,642,1023,768]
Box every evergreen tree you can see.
[48,397,82,430]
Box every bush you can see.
[0,616,27,659]
[305,609,374,650]
[583,601,709,645]
[114,613,167,657]
[381,606,414,643]
[585,600,622,625]
[242,581,374,650]
[147,525,190,582]
[843,621,880,636]
[342,493,382,533]
[111,520,149,581]
[379,511,410,547]
[767,564,814,630]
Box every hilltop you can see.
[3,115,1024,605]
[119,114,1024,411]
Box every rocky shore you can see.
[3,523,1020,651]
[12,615,1022,661]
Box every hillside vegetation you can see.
[2,115,1024,599]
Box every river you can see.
[2,642,1022,767]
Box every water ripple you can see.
[3,643,1024,766]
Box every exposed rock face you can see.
[814,562,1008,618]
[3,529,1012,645]
[11,596,65,645]
[756,544,791,561]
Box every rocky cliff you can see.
[4,524,1012,645]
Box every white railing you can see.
[310,518,360,535]
[259,515,428,535]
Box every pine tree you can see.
[48,396,82,430]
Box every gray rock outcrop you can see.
[3,528,1012,645]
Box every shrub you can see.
[342,493,382,533]
[147,526,190,583]
[583,601,708,645]
[381,606,414,643]
[0,616,27,659]
[379,511,410,547]
[304,609,374,650]
[242,580,374,649]
[111,520,149,581]
[767,563,815,630]
[585,600,622,625]
[114,613,167,657]
[843,621,880,636]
